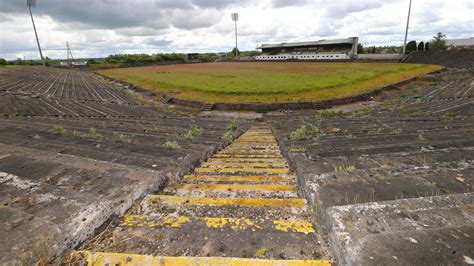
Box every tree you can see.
[405,40,417,53]
[431,32,447,50]
[425,42,430,51]
[0,58,6,65]
[231,47,240,57]
[418,41,424,51]
[357,44,364,54]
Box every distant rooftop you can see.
[257,37,357,49]
[447,37,474,46]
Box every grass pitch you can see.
[98,62,442,103]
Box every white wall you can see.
[255,53,349,61]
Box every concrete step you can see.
[183,174,296,185]
[325,193,474,265]
[71,251,330,265]
[173,183,298,198]
[145,195,306,208]
[194,167,290,175]
[202,161,288,168]
[121,214,315,234]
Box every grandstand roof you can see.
[257,37,357,49]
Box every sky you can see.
[0,0,472,60]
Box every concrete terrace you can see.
[0,64,473,265]
[0,66,246,264]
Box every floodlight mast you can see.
[27,0,45,66]
[231,13,239,59]
[402,0,412,54]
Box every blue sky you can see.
[0,0,472,60]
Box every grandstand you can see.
[255,37,358,61]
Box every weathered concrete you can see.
[71,124,331,264]
[0,67,242,264]
[271,68,474,264]
[0,144,167,264]
[326,193,474,265]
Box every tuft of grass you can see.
[222,120,240,142]
[87,128,102,140]
[184,125,204,140]
[290,145,306,153]
[52,125,66,135]
[223,131,234,142]
[315,110,346,119]
[114,132,125,141]
[444,111,457,117]
[290,124,321,141]
[163,140,181,150]
[333,164,356,174]
[226,120,240,132]
[255,248,268,257]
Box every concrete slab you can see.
[326,193,474,265]
[0,144,167,264]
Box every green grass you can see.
[184,125,204,140]
[163,140,181,150]
[290,124,321,140]
[98,62,442,104]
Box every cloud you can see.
[0,0,472,60]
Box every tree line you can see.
[357,32,450,54]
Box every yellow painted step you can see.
[220,150,281,155]
[184,174,293,183]
[207,158,287,163]
[70,251,331,265]
[121,214,315,234]
[147,195,306,208]
[212,154,284,159]
[177,183,297,192]
[202,162,288,168]
[195,167,289,174]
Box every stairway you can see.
[71,124,330,265]
[201,103,215,111]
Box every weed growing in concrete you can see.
[400,88,420,98]
[223,120,240,142]
[444,111,458,117]
[184,125,204,140]
[114,132,125,141]
[226,120,240,132]
[290,145,306,153]
[88,128,102,140]
[333,164,356,173]
[311,201,318,214]
[223,131,234,142]
[315,110,346,119]
[255,247,268,257]
[163,140,181,150]
[290,124,321,141]
[380,98,400,110]
[52,125,66,135]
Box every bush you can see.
[0,58,7,65]
[417,41,424,51]
[405,41,417,53]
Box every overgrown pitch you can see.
[98,62,442,104]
